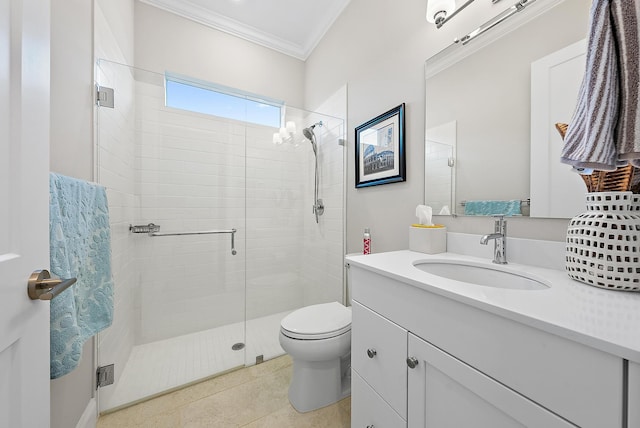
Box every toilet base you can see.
[288,354,351,413]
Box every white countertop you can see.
[346,250,640,363]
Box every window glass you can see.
[165,78,282,128]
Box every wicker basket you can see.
[555,123,638,192]
[566,192,640,291]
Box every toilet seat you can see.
[280,302,351,340]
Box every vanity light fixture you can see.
[426,0,456,26]
[427,0,503,29]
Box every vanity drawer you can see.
[351,300,407,419]
[352,370,406,428]
[350,265,624,428]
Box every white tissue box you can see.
[409,226,446,254]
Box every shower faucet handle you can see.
[313,199,325,215]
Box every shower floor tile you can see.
[105,310,293,410]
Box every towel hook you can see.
[27,270,77,300]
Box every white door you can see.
[0,0,51,427]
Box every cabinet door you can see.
[407,334,576,428]
[352,371,406,428]
[352,300,408,418]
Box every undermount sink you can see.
[413,260,550,290]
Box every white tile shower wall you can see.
[425,143,453,213]
[245,126,306,321]
[94,6,137,412]
[301,115,345,307]
[134,81,306,343]
[299,85,346,308]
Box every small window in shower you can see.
[165,75,283,128]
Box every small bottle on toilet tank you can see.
[363,228,371,254]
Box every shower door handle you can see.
[27,269,77,300]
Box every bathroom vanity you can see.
[346,250,640,428]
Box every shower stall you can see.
[95,60,345,411]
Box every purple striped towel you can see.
[561,0,640,171]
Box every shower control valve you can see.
[313,199,325,216]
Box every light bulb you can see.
[426,0,455,24]
[286,121,297,134]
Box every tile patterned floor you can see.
[107,311,293,410]
[97,355,351,428]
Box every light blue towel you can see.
[464,200,522,216]
[49,173,114,379]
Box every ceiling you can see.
[139,0,352,60]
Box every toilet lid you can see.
[280,302,351,340]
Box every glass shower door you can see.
[95,60,247,411]
[243,109,345,367]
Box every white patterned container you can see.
[566,192,640,291]
[632,194,640,213]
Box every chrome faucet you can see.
[480,216,507,264]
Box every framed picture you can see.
[355,103,406,188]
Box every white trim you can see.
[76,398,98,428]
[139,0,350,60]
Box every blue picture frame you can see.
[355,103,406,188]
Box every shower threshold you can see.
[102,310,292,411]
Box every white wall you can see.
[50,0,94,180]
[49,0,96,427]
[302,86,347,306]
[96,0,135,65]
[133,2,305,108]
[305,0,571,254]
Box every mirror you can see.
[425,0,590,218]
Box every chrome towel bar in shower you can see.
[130,224,237,255]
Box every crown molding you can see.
[139,0,350,61]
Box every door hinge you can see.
[96,85,114,108]
[96,364,115,389]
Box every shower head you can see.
[303,121,322,140]
[302,126,315,141]
[302,121,323,155]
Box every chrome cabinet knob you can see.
[367,348,377,358]
[367,425,375,428]
[406,357,419,369]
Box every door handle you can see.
[27,269,77,301]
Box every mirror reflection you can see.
[425,0,590,218]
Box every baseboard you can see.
[76,398,97,428]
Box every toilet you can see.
[279,301,352,412]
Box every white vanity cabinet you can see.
[351,300,407,427]
[630,362,640,427]
[407,333,574,427]
[348,261,628,428]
